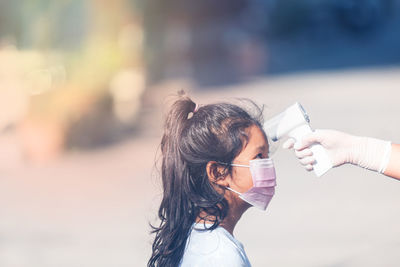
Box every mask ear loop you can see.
[220,162,250,194]
[230,163,250,168]
[225,186,241,195]
[217,161,250,168]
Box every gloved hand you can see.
[283,129,392,173]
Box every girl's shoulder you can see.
[179,224,251,267]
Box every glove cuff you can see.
[379,141,392,173]
[352,137,392,173]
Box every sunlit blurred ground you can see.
[1,67,400,267]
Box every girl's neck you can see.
[220,205,249,235]
[196,204,249,236]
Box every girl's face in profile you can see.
[228,124,269,194]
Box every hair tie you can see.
[187,104,199,119]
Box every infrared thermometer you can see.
[263,103,332,177]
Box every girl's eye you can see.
[256,153,263,159]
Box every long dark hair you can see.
[148,93,264,267]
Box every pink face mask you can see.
[226,158,276,210]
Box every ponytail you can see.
[149,95,198,267]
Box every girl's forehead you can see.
[247,125,268,146]
[236,125,269,158]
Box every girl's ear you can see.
[206,161,230,187]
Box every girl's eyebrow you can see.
[255,145,268,152]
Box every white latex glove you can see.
[283,129,392,173]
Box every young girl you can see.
[148,93,276,267]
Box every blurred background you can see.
[1,0,400,266]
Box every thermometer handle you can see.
[289,125,333,177]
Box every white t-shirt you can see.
[179,223,252,267]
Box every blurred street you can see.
[1,67,400,267]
